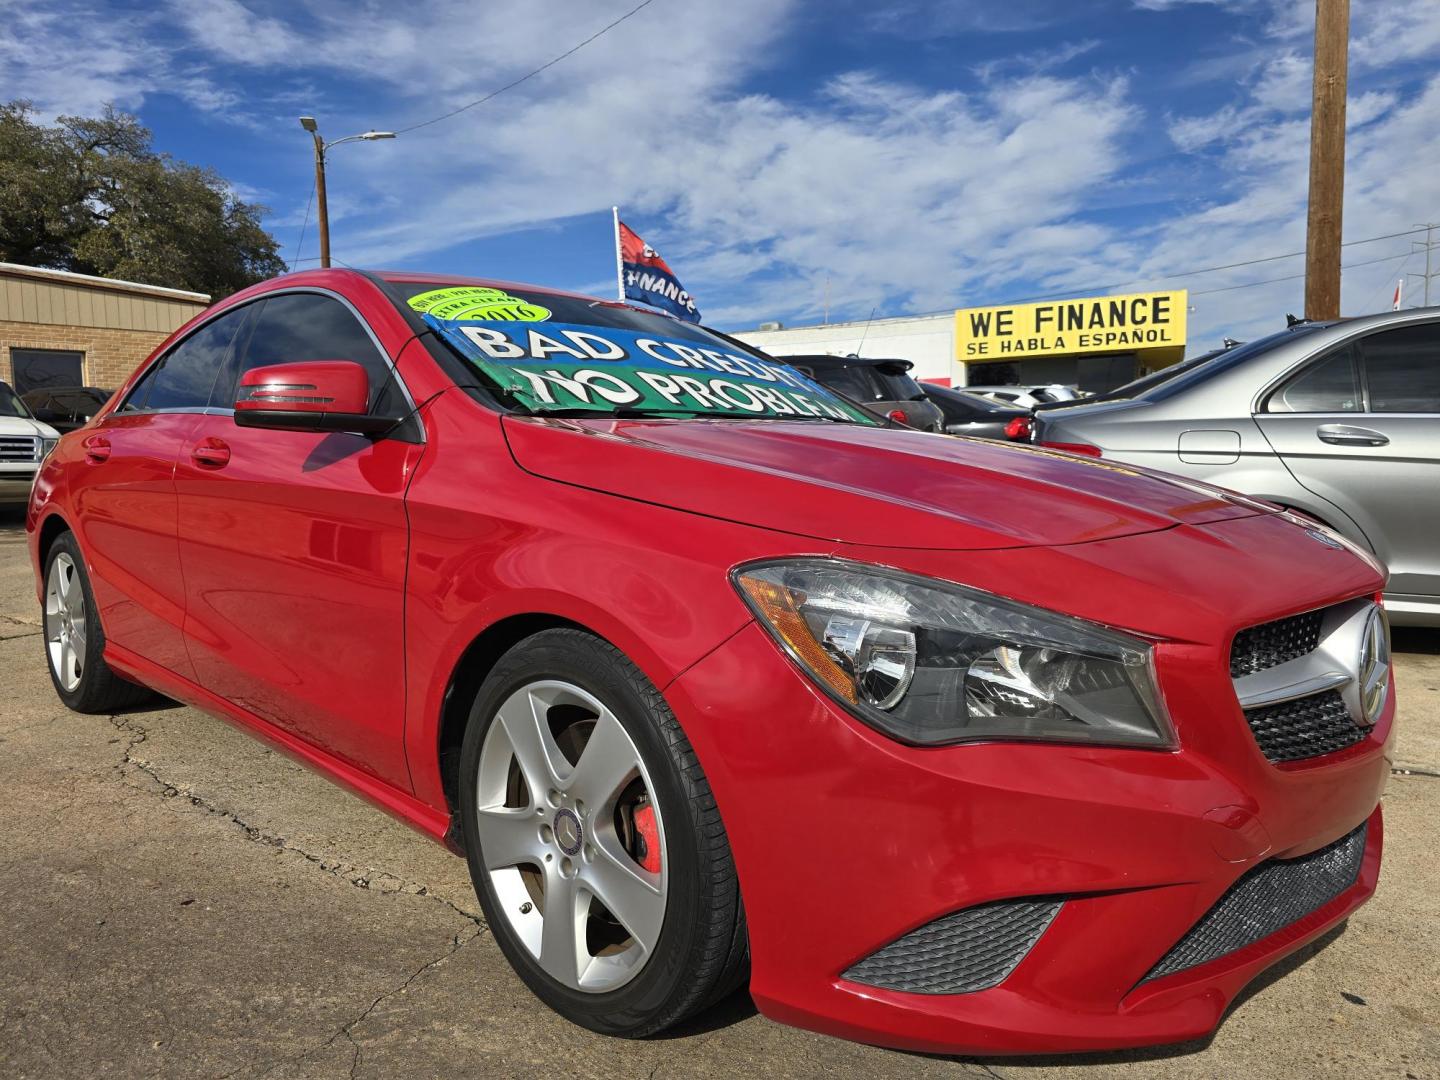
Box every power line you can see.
[394,0,659,135]
[844,225,1437,326]
[1406,222,1439,306]
[1188,248,1414,298]
[1363,252,1413,312]
[289,177,315,273]
[1006,226,1434,306]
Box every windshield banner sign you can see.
[422,313,872,422]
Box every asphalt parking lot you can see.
[0,506,1437,1080]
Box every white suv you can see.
[0,382,60,505]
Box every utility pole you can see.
[1303,0,1349,321]
[297,117,396,269]
[1407,223,1438,307]
[300,118,330,269]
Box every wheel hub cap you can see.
[554,807,582,855]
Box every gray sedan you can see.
[1034,308,1440,625]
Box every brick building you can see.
[0,263,209,394]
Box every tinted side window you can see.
[1361,324,1440,413]
[231,293,391,410]
[144,310,250,411]
[810,366,883,402]
[930,395,966,423]
[1266,347,1360,413]
[875,370,925,400]
[118,364,159,412]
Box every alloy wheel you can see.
[44,552,87,693]
[474,679,667,992]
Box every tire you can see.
[42,531,153,714]
[458,628,747,1037]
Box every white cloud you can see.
[3,0,1437,349]
[0,2,240,119]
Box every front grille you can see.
[1144,822,1367,982]
[1244,689,1366,764]
[843,898,1062,994]
[1230,608,1325,678]
[0,435,39,462]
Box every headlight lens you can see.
[734,559,1173,748]
[39,438,59,460]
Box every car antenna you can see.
[852,306,878,357]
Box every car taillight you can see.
[1041,440,1103,457]
[1004,416,1033,441]
[887,409,908,424]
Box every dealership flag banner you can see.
[614,208,702,323]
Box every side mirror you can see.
[234,360,398,435]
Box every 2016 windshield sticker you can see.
[407,286,551,322]
[425,314,872,423]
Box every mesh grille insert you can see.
[1145,822,1367,982]
[1230,609,1325,678]
[844,898,1062,995]
[1244,690,1366,764]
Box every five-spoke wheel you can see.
[40,532,152,713]
[459,628,747,1037]
[44,550,87,692]
[475,679,667,992]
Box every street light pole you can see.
[298,117,396,269]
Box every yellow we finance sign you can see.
[955,290,1188,360]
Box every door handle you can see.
[1316,424,1388,447]
[83,435,111,463]
[191,439,231,468]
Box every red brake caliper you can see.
[632,803,661,873]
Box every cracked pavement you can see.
[0,508,1437,1079]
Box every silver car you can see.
[1034,308,1440,625]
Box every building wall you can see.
[1,320,183,389]
[0,263,209,392]
[733,313,960,384]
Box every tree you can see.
[0,101,286,298]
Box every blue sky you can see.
[4,0,1439,348]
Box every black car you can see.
[21,387,112,434]
[783,355,944,432]
[922,384,1033,440]
[1031,346,1237,414]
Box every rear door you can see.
[72,307,250,678]
[174,289,421,789]
[1255,320,1440,599]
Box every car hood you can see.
[0,415,57,439]
[502,416,1270,550]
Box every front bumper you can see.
[0,473,37,504]
[667,620,1392,1055]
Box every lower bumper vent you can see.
[844,898,1062,995]
[1144,822,1368,982]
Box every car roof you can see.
[373,269,621,305]
[782,354,914,371]
[925,384,1026,412]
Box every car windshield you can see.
[392,282,876,424]
[0,383,32,419]
[1138,324,1329,402]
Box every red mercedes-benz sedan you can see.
[27,269,1393,1055]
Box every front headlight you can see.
[39,438,59,461]
[733,559,1173,748]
